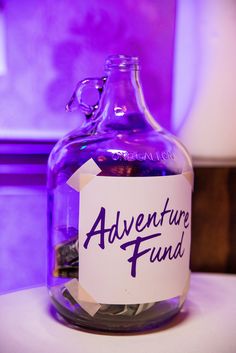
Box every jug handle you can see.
[66,77,107,118]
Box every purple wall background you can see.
[0,0,176,293]
[1,0,176,133]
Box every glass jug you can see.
[47,55,193,332]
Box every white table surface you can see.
[0,273,236,353]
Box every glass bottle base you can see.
[49,286,185,333]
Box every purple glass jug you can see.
[47,55,193,332]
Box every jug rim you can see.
[105,54,139,71]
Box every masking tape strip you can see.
[179,270,191,307]
[182,171,194,191]
[66,158,102,192]
[65,279,101,317]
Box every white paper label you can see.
[79,174,191,304]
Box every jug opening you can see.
[105,55,139,72]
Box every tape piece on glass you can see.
[66,158,102,192]
[65,279,102,317]
[66,158,102,316]
[179,270,191,307]
[182,171,194,191]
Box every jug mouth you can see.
[105,55,139,71]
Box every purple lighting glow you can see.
[0,0,176,293]
[0,0,176,135]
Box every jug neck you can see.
[96,55,158,132]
